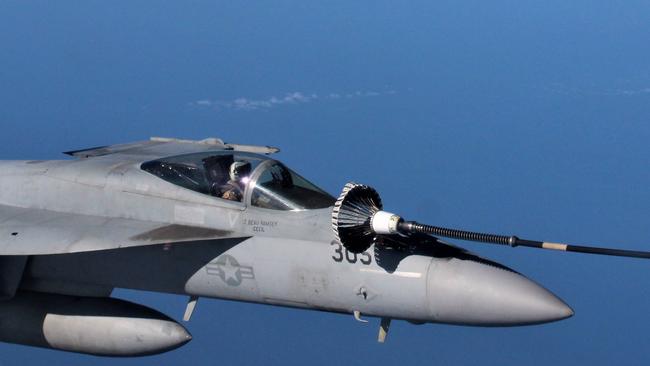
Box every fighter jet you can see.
[0,137,647,356]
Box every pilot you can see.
[219,161,251,202]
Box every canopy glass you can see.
[141,151,334,210]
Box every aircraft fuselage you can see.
[0,158,572,332]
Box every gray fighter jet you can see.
[0,137,647,356]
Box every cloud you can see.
[543,83,650,97]
[194,100,213,106]
[189,89,397,111]
[614,87,650,96]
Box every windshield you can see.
[141,151,265,202]
[141,152,334,210]
[250,161,335,211]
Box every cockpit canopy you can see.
[141,151,335,211]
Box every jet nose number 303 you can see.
[331,241,372,265]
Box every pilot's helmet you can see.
[229,161,252,182]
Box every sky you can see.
[0,1,649,365]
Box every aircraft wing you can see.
[63,137,280,160]
[0,204,244,255]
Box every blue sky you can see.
[1,1,649,365]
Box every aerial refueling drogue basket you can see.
[332,182,650,259]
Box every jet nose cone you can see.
[428,256,573,326]
[499,277,574,325]
[516,282,574,324]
